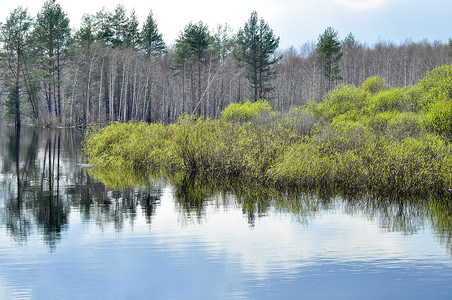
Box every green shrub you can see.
[367,87,407,113]
[364,111,399,133]
[387,112,423,139]
[267,142,335,187]
[423,98,452,136]
[314,85,370,121]
[362,76,388,94]
[83,121,173,171]
[276,107,318,137]
[221,100,272,121]
[417,65,452,109]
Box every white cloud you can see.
[331,0,388,10]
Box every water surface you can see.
[1,123,452,299]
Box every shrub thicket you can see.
[84,65,452,197]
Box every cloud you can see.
[331,0,389,10]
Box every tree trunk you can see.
[15,46,21,128]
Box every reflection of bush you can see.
[168,174,330,226]
[87,167,160,190]
[86,166,452,255]
[429,198,452,255]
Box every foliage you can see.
[34,0,71,118]
[0,6,34,127]
[235,11,280,101]
[3,86,18,119]
[362,76,388,94]
[313,84,370,120]
[2,4,452,126]
[140,11,166,56]
[316,27,342,89]
[220,100,272,121]
[423,98,452,136]
[83,121,175,171]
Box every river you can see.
[1,123,452,299]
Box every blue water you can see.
[1,124,452,299]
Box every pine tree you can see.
[235,11,280,101]
[93,9,113,44]
[139,12,165,122]
[76,14,96,47]
[173,22,211,114]
[124,9,139,48]
[316,27,342,91]
[212,24,233,62]
[110,5,127,48]
[184,22,210,114]
[35,0,71,118]
[140,11,166,56]
[0,7,33,128]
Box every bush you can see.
[313,85,370,121]
[417,65,452,109]
[83,121,173,171]
[367,87,408,113]
[423,98,452,136]
[362,76,388,94]
[221,100,272,121]
[387,112,423,140]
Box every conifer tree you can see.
[173,32,191,112]
[0,7,33,128]
[35,0,71,118]
[140,11,166,56]
[124,9,140,48]
[108,5,128,47]
[185,22,210,114]
[173,22,211,114]
[316,27,342,91]
[235,11,280,101]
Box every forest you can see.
[1,0,452,127]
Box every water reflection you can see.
[0,125,159,249]
[1,125,69,249]
[1,123,452,299]
[89,164,452,257]
[1,123,452,255]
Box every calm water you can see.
[1,123,452,299]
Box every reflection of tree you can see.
[139,188,161,224]
[15,126,21,203]
[0,124,167,249]
[0,126,70,250]
[32,132,68,250]
[233,181,274,227]
[2,123,452,255]
[83,168,163,229]
[1,125,32,244]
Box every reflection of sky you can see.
[1,187,452,299]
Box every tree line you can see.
[1,1,452,127]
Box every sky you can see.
[1,0,451,50]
